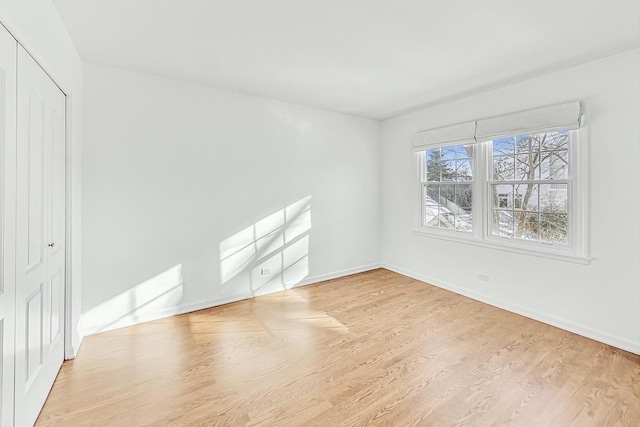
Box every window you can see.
[490,131,571,245]
[421,144,474,232]
[413,102,587,262]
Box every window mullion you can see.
[483,140,492,242]
[474,140,487,242]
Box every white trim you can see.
[80,263,381,337]
[415,152,424,229]
[381,263,640,355]
[0,21,71,100]
[63,93,75,360]
[417,144,479,236]
[66,332,83,360]
[416,128,587,261]
[574,115,590,258]
[482,130,585,258]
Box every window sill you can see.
[413,228,590,265]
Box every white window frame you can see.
[416,143,482,241]
[415,127,589,264]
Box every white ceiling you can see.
[52,0,640,119]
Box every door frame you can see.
[0,23,17,427]
[23,50,76,361]
[63,92,77,359]
[0,21,78,360]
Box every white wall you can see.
[380,50,640,354]
[0,0,83,357]
[80,42,639,354]
[81,63,380,334]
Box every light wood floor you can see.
[36,269,640,426]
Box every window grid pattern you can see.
[490,131,569,244]
[422,144,474,233]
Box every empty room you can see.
[0,0,639,426]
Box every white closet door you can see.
[0,24,17,427]
[14,46,66,427]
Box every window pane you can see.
[455,213,473,232]
[426,148,442,182]
[441,146,457,160]
[455,145,470,159]
[514,183,539,211]
[493,137,515,156]
[462,145,474,164]
[540,213,568,244]
[515,152,536,180]
[441,160,456,181]
[492,210,514,237]
[493,155,514,181]
[425,184,438,203]
[455,184,472,209]
[426,144,474,184]
[541,131,569,151]
[540,184,567,213]
[540,149,568,180]
[513,211,539,240]
[551,150,568,179]
[492,184,513,209]
[494,131,570,182]
[526,212,540,240]
[455,159,472,181]
[424,185,439,227]
[423,183,472,232]
[454,184,473,232]
[516,134,540,154]
[441,184,455,205]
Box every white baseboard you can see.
[294,263,382,288]
[64,327,84,360]
[80,263,381,338]
[381,263,640,355]
[70,333,83,359]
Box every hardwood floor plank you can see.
[36,269,640,426]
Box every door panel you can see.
[26,93,45,272]
[49,268,62,345]
[15,46,66,427]
[50,110,64,258]
[0,24,17,427]
[26,286,43,383]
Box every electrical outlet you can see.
[478,273,489,282]
[260,268,271,276]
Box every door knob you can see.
[48,242,55,247]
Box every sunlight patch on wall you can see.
[81,264,184,335]
[219,196,311,293]
[250,235,309,295]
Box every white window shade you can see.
[475,101,582,141]
[412,121,476,152]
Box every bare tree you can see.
[493,131,569,242]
